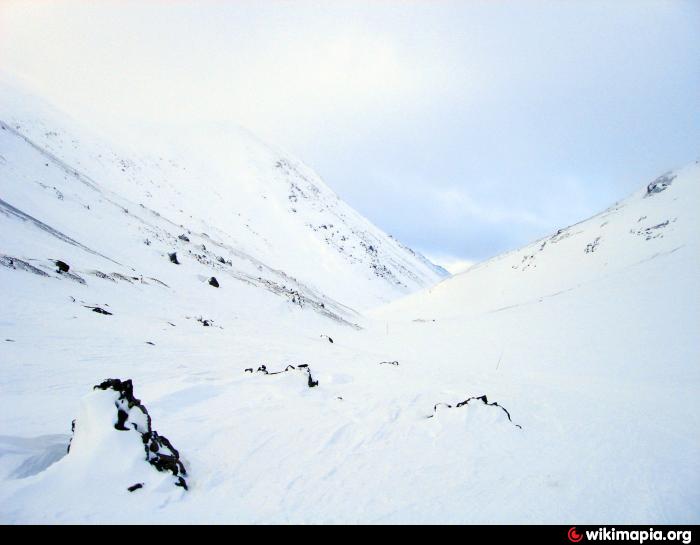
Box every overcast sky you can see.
[1,0,698,271]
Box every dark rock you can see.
[67,419,76,453]
[178,234,190,242]
[630,219,672,241]
[90,306,113,315]
[55,260,70,273]
[379,361,399,366]
[428,394,521,428]
[146,341,155,346]
[142,431,187,489]
[168,252,180,265]
[307,372,319,388]
[584,237,601,254]
[91,378,188,489]
[127,483,144,492]
[208,277,219,288]
[250,363,318,388]
[646,173,676,196]
[115,407,130,431]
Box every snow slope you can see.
[0,76,698,523]
[369,164,700,522]
[0,77,446,316]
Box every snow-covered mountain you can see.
[368,163,700,522]
[0,78,446,320]
[0,76,697,524]
[380,165,699,321]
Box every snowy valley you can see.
[0,79,698,524]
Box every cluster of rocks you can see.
[646,173,676,196]
[245,364,319,388]
[630,219,673,241]
[584,236,601,254]
[427,394,522,429]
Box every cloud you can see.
[432,187,546,228]
[0,0,471,142]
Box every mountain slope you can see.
[0,78,446,316]
[379,164,699,321]
[367,163,700,521]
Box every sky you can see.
[1,0,698,272]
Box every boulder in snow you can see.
[646,173,676,196]
[54,260,70,273]
[65,378,188,492]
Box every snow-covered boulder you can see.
[67,379,188,493]
[646,172,676,196]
